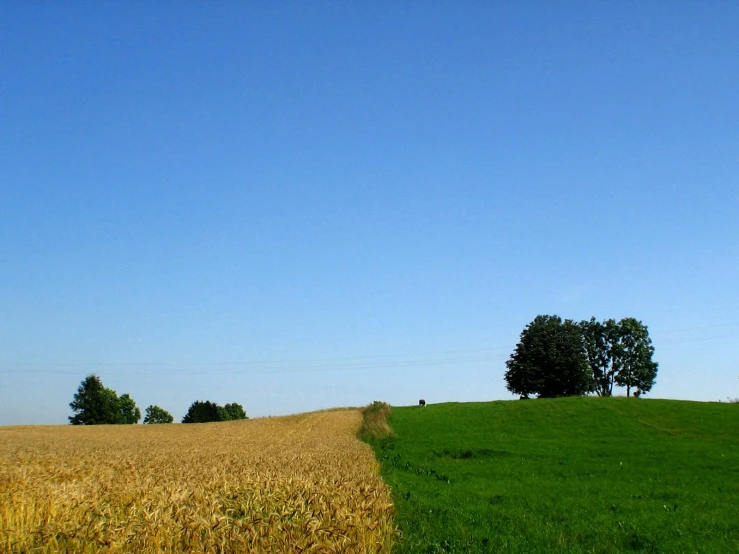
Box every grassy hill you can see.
[367,397,738,553]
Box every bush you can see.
[182,401,221,423]
[118,394,141,424]
[359,401,393,441]
[182,400,248,423]
[220,403,248,421]
[143,405,174,424]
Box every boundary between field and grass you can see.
[359,401,394,442]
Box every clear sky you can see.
[1,2,737,425]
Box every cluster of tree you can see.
[68,375,245,425]
[181,400,248,423]
[69,375,143,425]
[144,404,174,424]
[504,315,658,399]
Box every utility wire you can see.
[0,345,511,368]
[1,323,735,376]
[0,354,507,376]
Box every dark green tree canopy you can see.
[143,405,173,424]
[580,317,620,397]
[580,317,658,397]
[504,315,592,399]
[182,401,221,423]
[613,317,658,397]
[118,393,141,424]
[69,375,140,425]
[69,375,118,425]
[182,400,248,423]
[220,402,248,421]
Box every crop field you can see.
[1,409,395,553]
[368,398,739,553]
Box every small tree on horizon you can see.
[220,403,248,421]
[118,393,141,424]
[182,400,248,423]
[69,375,118,425]
[143,405,173,424]
[182,400,222,423]
[614,317,658,397]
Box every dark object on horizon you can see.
[182,400,248,423]
[520,395,529,400]
[580,316,658,397]
[504,315,591,398]
[144,405,174,424]
[69,374,141,425]
[419,399,426,407]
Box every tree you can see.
[504,315,592,398]
[580,317,659,397]
[182,400,248,423]
[220,402,248,421]
[613,317,658,397]
[580,317,620,396]
[69,374,134,425]
[118,393,141,424]
[182,400,222,423]
[143,405,174,424]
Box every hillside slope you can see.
[369,397,738,553]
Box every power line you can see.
[651,323,738,336]
[1,322,735,376]
[0,353,508,376]
[656,334,738,345]
[0,345,512,369]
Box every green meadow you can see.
[368,398,738,553]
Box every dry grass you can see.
[358,402,393,442]
[0,410,395,553]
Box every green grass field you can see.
[368,397,738,553]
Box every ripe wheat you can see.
[0,410,395,553]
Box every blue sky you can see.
[1,2,737,425]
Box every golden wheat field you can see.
[0,409,395,553]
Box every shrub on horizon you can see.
[182,400,248,423]
[143,405,174,424]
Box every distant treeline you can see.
[68,374,247,425]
